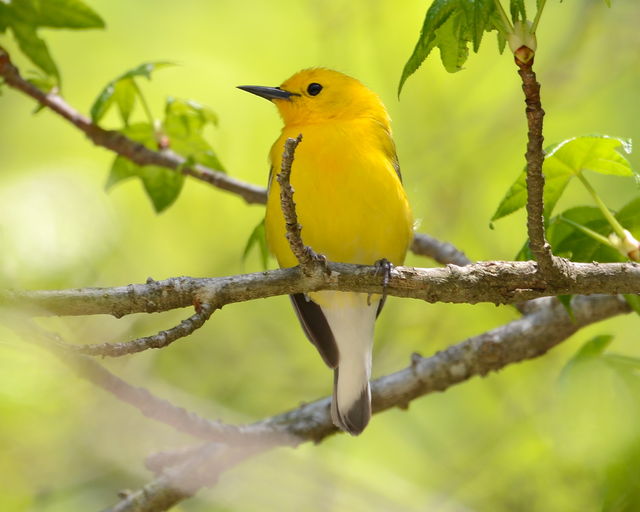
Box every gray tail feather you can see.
[330,368,371,436]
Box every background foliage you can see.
[1,0,640,510]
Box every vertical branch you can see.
[515,57,555,274]
[276,135,326,275]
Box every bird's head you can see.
[238,68,390,128]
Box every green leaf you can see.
[557,295,574,320]
[10,21,59,78]
[242,219,269,270]
[601,444,640,512]
[496,30,506,53]
[166,130,225,172]
[547,206,623,263]
[509,0,526,23]
[90,81,116,122]
[1,0,104,81]
[106,155,137,190]
[517,196,640,263]
[559,334,615,385]
[140,164,185,213]
[26,70,57,93]
[515,238,532,261]
[119,61,175,81]
[552,135,633,177]
[492,168,527,223]
[399,0,501,93]
[459,0,492,52]
[575,334,614,359]
[164,97,218,135]
[5,0,39,24]
[436,11,469,73]
[616,197,640,234]
[163,96,224,171]
[623,294,640,317]
[0,3,9,32]
[90,62,174,123]
[399,0,457,93]
[106,123,185,212]
[604,353,640,371]
[113,78,136,125]
[492,135,635,223]
[552,197,640,262]
[28,0,104,29]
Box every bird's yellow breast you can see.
[265,119,413,269]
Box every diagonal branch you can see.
[0,47,468,264]
[252,294,629,438]
[103,293,630,511]
[104,443,261,512]
[6,320,295,445]
[62,303,215,356]
[0,48,266,205]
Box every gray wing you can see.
[290,293,339,369]
[268,159,340,366]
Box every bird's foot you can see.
[304,245,330,274]
[367,258,393,306]
[374,258,392,288]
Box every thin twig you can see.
[0,48,266,205]
[275,135,327,275]
[63,303,215,356]
[515,56,556,273]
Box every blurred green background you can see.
[1,0,640,510]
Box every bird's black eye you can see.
[307,83,323,96]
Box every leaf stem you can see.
[557,215,616,249]
[531,0,548,33]
[576,171,627,239]
[493,0,514,33]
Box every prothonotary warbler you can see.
[239,68,413,435]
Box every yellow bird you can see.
[239,69,413,435]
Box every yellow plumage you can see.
[240,68,412,435]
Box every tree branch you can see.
[0,48,266,205]
[4,320,298,446]
[516,56,556,273]
[63,303,215,356]
[4,261,640,320]
[410,232,471,266]
[0,47,470,265]
[102,293,630,510]
[275,135,327,275]
[21,326,250,441]
[104,443,260,512]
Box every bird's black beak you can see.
[237,85,297,101]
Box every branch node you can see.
[410,352,424,368]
